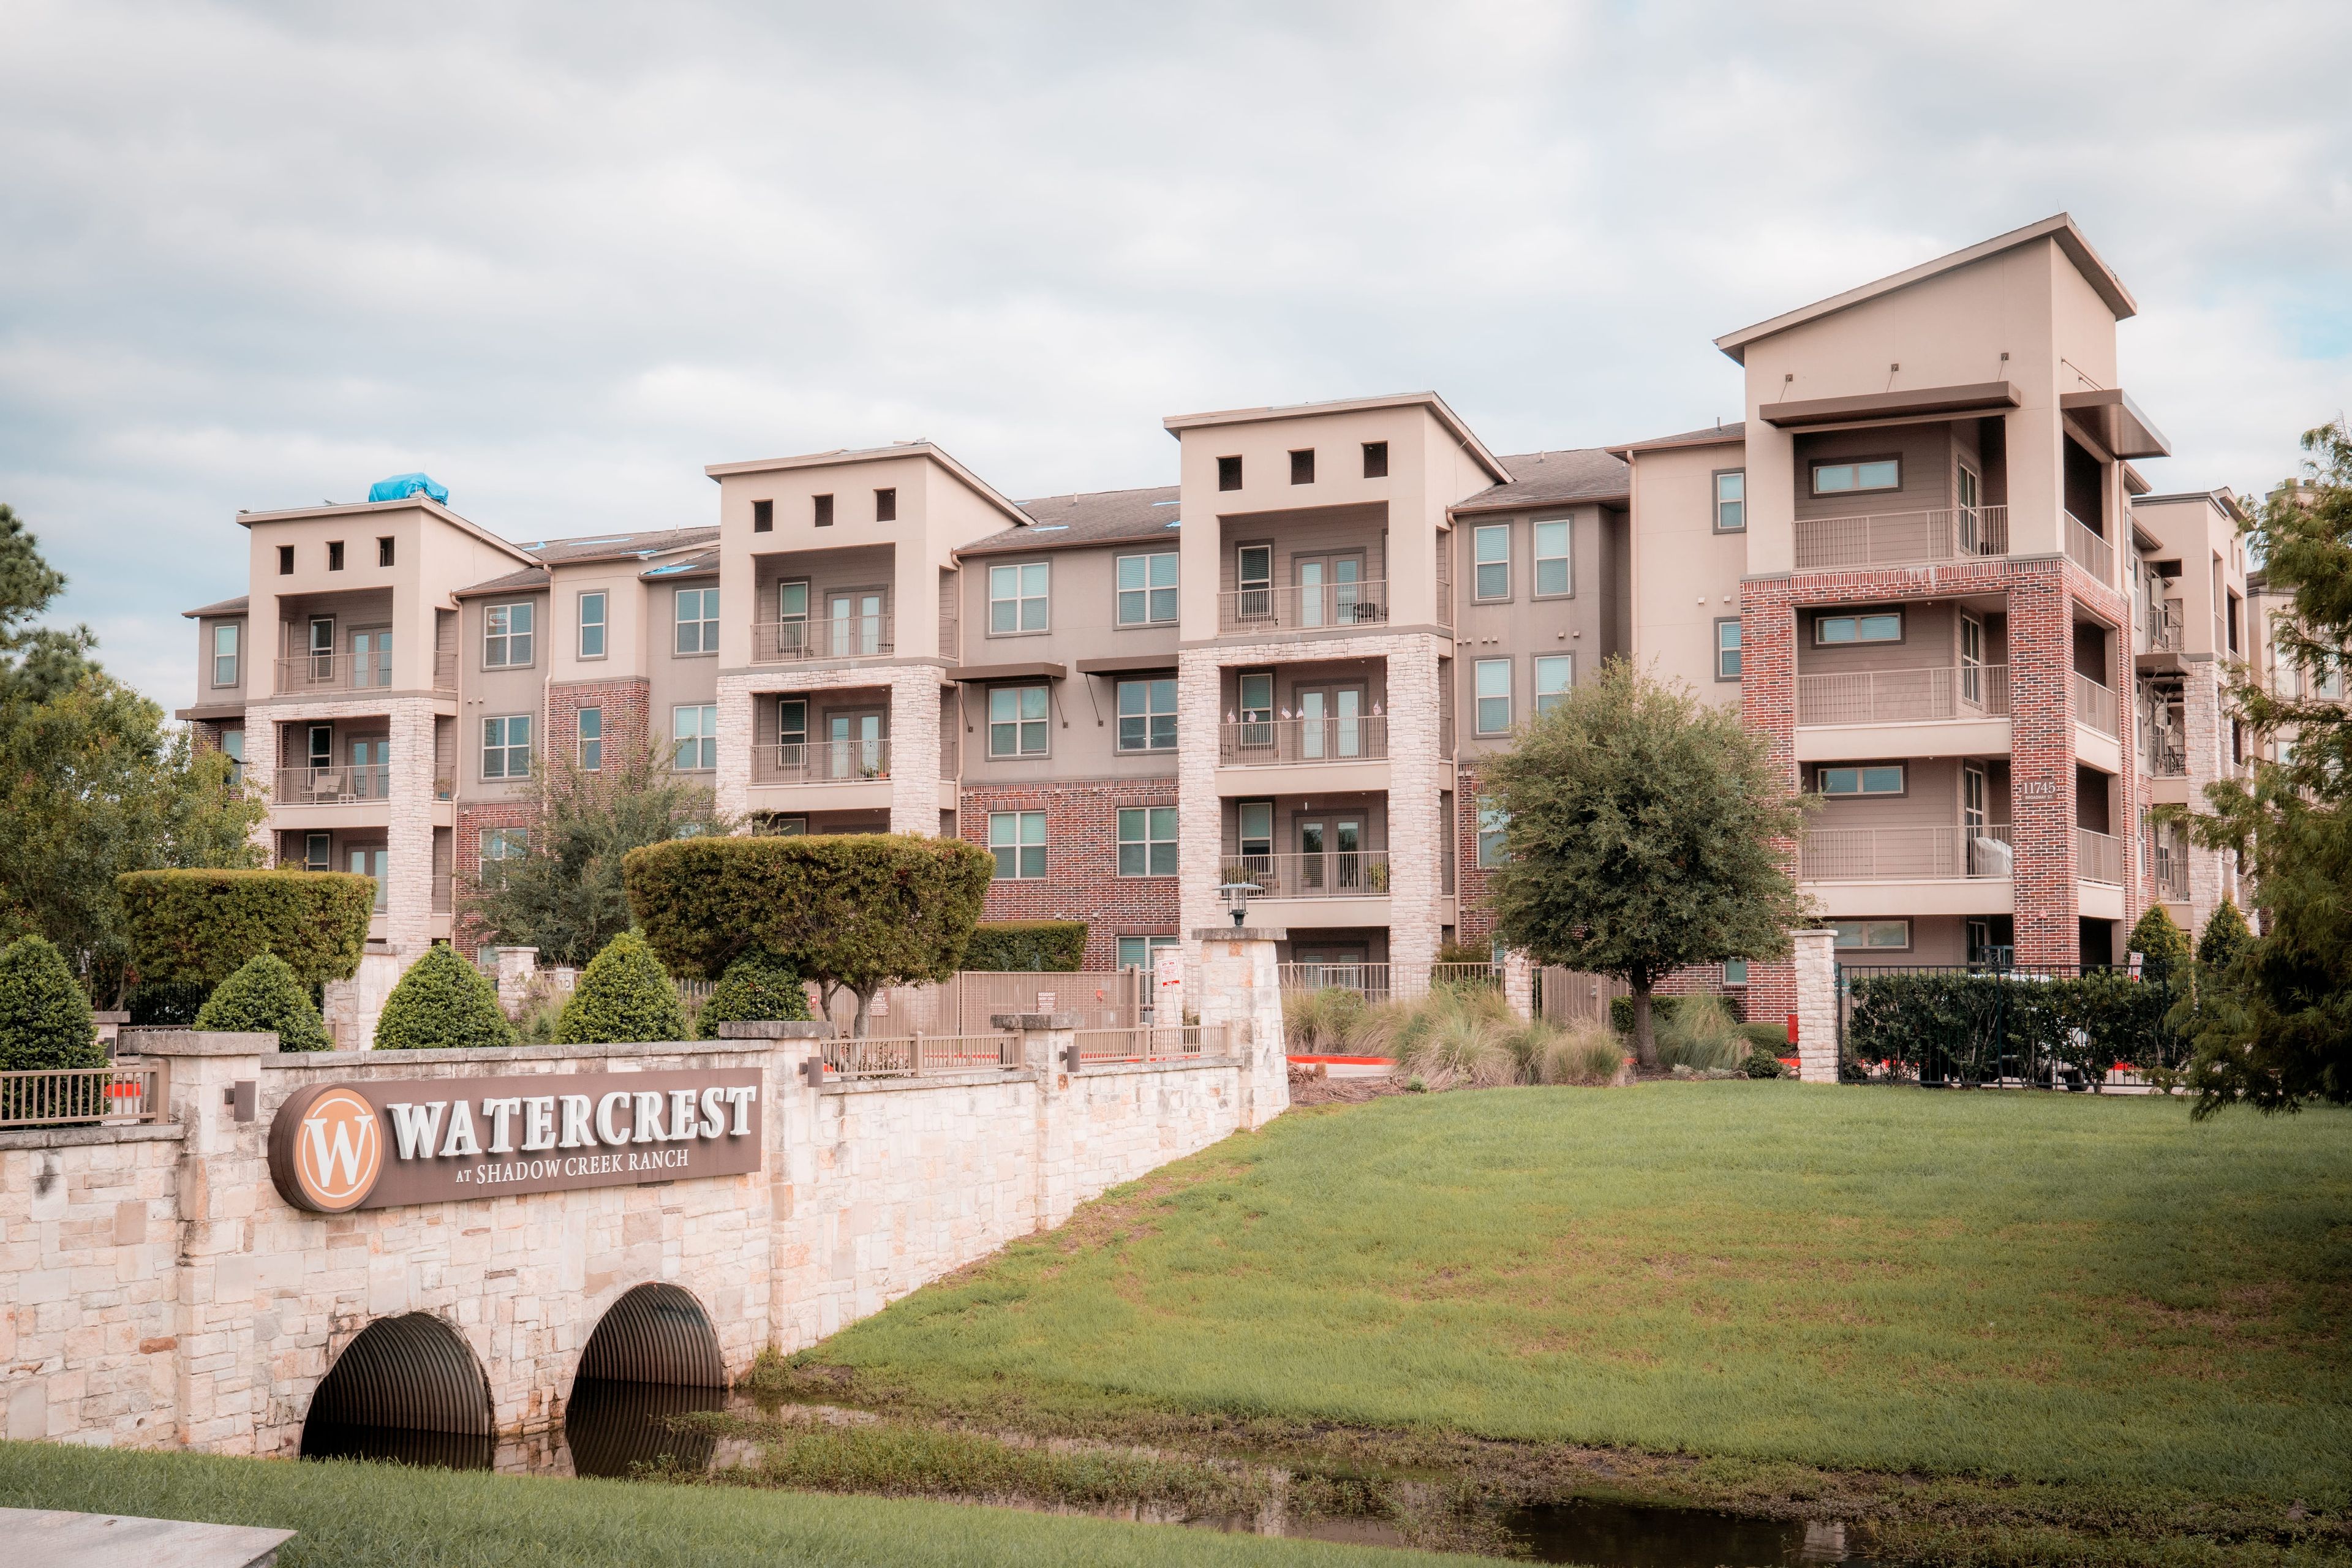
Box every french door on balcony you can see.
[1295,554,1363,628]
[829,592,883,655]
[347,845,388,910]
[350,737,388,799]
[1297,687,1366,759]
[350,628,391,688]
[1298,817,1364,891]
[829,712,884,778]
[1960,614,1986,706]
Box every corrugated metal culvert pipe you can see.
[575,1283,726,1387]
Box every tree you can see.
[118,870,375,993]
[464,736,734,966]
[2129,904,2192,989]
[193,952,332,1053]
[625,833,995,1037]
[2197,900,2252,971]
[696,948,813,1039]
[1477,657,1813,1068]
[375,944,518,1050]
[557,931,688,1044]
[0,933,101,1071]
[2172,420,2352,1114]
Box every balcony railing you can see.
[1277,962,1496,1003]
[271,764,393,805]
[2073,673,2120,737]
[432,873,452,915]
[1218,715,1390,765]
[1,1065,167,1128]
[1796,665,2010,726]
[1792,506,2008,570]
[2077,827,2125,886]
[751,614,893,663]
[2066,513,2116,584]
[1800,824,2014,881]
[2144,598,2185,653]
[1218,580,1390,635]
[2151,844,2189,901]
[1222,850,1391,898]
[753,737,892,785]
[272,652,404,696]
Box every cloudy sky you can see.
[4,0,2348,713]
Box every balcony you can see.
[1218,580,1391,636]
[271,764,391,805]
[2073,673,2120,737]
[1801,825,2013,881]
[2065,513,2116,584]
[2077,827,2124,886]
[1792,506,2007,570]
[1796,665,2010,726]
[2151,844,2189,902]
[2144,598,2185,654]
[1222,850,1391,899]
[271,650,440,698]
[752,614,892,664]
[752,737,892,786]
[1218,715,1389,766]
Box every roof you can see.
[510,527,717,564]
[703,441,1033,531]
[1452,448,1628,514]
[960,485,1184,557]
[2136,488,2250,522]
[181,594,249,620]
[1713,214,2137,365]
[452,566,551,600]
[640,548,718,581]
[1159,392,1510,484]
[1606,421,1748,460]
[235,496,540,570]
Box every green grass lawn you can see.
[804,1082,2352,1504]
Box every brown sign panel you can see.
[268,1069,764,1213]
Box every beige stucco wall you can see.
[1627,438,1750,704]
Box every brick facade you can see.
[959,778,1181,970]
[545,676,650,772]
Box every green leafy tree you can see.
[118,870,375,993]
[194,952,331,1053]
[1479,657,1813,1068]
[696,948,813,1039]
[375,944,518,1050]
[557,931,688,1044]
[2128,904,2192,989]
[2197,900,2252,971]
[464,737,734,966]
[0,933,101,1071]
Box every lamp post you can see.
[1214,879,1261,928]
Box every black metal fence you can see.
[1838,963,2191,1089]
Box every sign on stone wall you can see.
[267,1070,764,1213]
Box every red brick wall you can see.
[546,677,650,772]
[1454,766,1493,952]
[958,779,1180,970]
[453,800,537,952]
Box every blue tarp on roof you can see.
[368,472,448,504]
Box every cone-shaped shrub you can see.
[2130,903,2192,987]
[696,948,811,1039]
[375,944,518,1050]
[0,934,102,1071]
[2198,900,2253,971]
[558,931,687,1044]
[194,951,331,1053]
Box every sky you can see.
[4,0,2349,715]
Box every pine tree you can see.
[0,933,101,1071]
[557,931,688,1044]
[194,951,331,1053]
[2198,900,2253,971]
[2129,904,2192,989]
[375,944,518,1050]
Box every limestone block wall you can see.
[715,665,946,832]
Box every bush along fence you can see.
[1839,965,2190,1090]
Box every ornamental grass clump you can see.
[558,931,688,1044]
[194,951,331,1053]
[1532,1022,1627,1086]
[0,933,102,1071]
[1281,986,1367,1053]
[1367,986,1518,1089]
[697,948,813,1039]
[374,943,518,1050]
[1653,993,1749,1073]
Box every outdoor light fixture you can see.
[1215,879,1261,927]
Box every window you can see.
[989,685,1049,756]
[813,494,834,527]
[674,587,719,655]
[578,591,607,658]
[1237,799,1273,860]
[1117,678,1177,752]
[1815,612,1902,645]
[989,810,1047,879]
[874,487,896,522]
[752,499,773,532]
[1833,919,1912,951]
[219,728,244,786]
[1817,764,1905,796]
[1362,441,1388,478]
[1811,458,1901,496]
[1474,658,1511,734]
[577,706,602,771]
[777,698,807,758]
[377,536,395,567]
[1722,958,1749,987]
[277,544,295,575]
[1533,518,1571,597]
[1117,807,1178,875]
[1290,448,1314,484]
[1217,455,1242,491]
[775,580,809,652]
[1534,655,1574,714]
[479,827,527,888]
[1473,524,1510,600]
[303,831,331,872]
[1714,470,1746,532]
[211,623,239,686]
[1116,552,1178,625]
[327,540,345,571]
[766,815,807,835]
[1117,935,1179,971]
[1236,545,1273,617]
[989,562,1049,634]
[481,715,532,778]
[484,601,534,666]
[1716,618,1743,680]
[673,704,717,771]
[1477,804,1509,868]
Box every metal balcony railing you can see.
[2073,673,2121,736]
[750,614,892,663]
[1792,506,2008,570]
[2078,827,2125,886]
[1795,665,2010,726]
[1800,825,2015,881]
[2151,845,2189,901]
[1220,850,1391,898]
[432,874,453,915]
[753,737,892,785]
[272,652,404,695]
[1218,580,1390,635]
[1218,715,1389,765]
[2144,599,2185,653]
[271,764,393,804]
[2066,513,2116,584]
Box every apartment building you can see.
[183,212,2234,1035]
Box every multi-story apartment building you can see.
[181,212,2236,1041]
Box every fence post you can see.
[1190,925,1292,1129]
[1501,951,1536,1019]
[1791,929,1841,1084]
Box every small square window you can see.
[1473,524,1510,600]
[989,562,1049,635]
[1218,455,1242,491]
[988,685,1050,757]
[480,827,527,888]
[1117,678,1177,752]
[1714,470,1746,532]
[1290,449,1314,484]
[1716,619,1743,680]
[1116,552,1178,626]
[484,602,535,667]
[1474,658,1512,734]
[674,587,720,655]
[1117,807,1178,876]
[377,536,396,567]
[481,714,532,778]
[1722,958,1749,987]
[752,499,773,532]
[989,810,1047,879]
[327,540,345,571]
[277,544,295,575]
[578,706,603,771]
[875,487,896,522]
[813,493,834,527]
[1362,441,1388,479]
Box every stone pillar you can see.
[1382,638,1446,993]
[713,673,756,823]
[1191,927,1291,1130]
[1150,945,1185,1028]
[1174,649,1227,999]
[493,947,540,1016]
[1790,929,1840,1084]
[322,949,412,1050]
[992,1012,1079,1229]
[1501,949,1536,1019]
[884,668,945,835]
[383,699,439,954]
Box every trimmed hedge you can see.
[375,945,518,1050]
[1844,969,2185,1084]
[194,952,332,1053]
[0,934,102,1071]
[696,949,813,1039]
[118,870,374,990]
[961,921,1087,973]
[558,932,688,1044]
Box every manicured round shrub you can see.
[194,951,331,1053]
[0,933,102,1071]
[375,944,518,1050]
[2130,903,2192,987]
[558,931,688,1044]
[1742,1044,1789,1079]
[696,948,812,1039]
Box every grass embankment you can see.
[758,1082,2352,1564]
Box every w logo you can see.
[282,1088,383,1212]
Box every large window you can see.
[1716,618,1743,680]
[211,623,239,686]
[674,587,719,655]
[1811,458,1901,496]
[989,685,1049,757]
[1714,470,1746,532]
[989,810,1047,879]
[1118,807,1178,875]
[673,704,717,771]
[480,827,527,888]
[578,591,606,658]
[484,602,534,667]
[1533,518,1571,597]
[1117,678,1177,752]
[1237,800,1273,860]
[1477,804,1509,868]
[1117,934,1180,971]
[219,728,244,786]
[1815,611,1902,645]
[481,715,532,778]
[1116,552,1178,625]
[1534,655,1574,714]
[1474,658,1512,734]
[1817,764,1904,796]
[577,706,602,771]
[989,562,1050,635]
[1473,524,1510,600]
[1833,919,1911,951]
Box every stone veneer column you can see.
[1190,926,1291,1129]
[1175,650,1227,996]
[1501,949,1536,1019]
[384,699,437,954]
[1789,930,1839,1084]
[714,674,755,822]
[993,1011,1080,1229]
[884,666,944,835]
[244,721,281,858]
[2181,659,2228,929]
[1382,636,1444,993]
